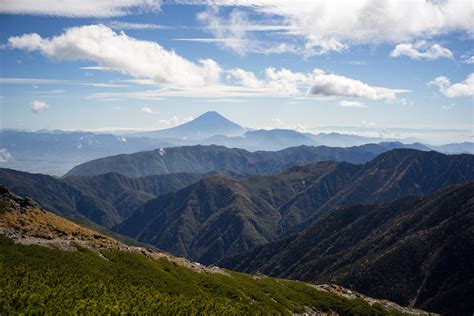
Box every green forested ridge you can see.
[219,183,474,315]
[0,168,202,227]
[64,142,418,178]
[117,149,474,264]
[0,235,401,315]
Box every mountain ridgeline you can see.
[116,149,474,265]
[0,168,203,228]
[219,182,474,315]
[64,142,429,178]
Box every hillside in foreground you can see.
[0,187,431,315]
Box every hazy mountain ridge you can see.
[0,130,171,175]
[218,183,474,315]
[116,149,474,264]
[64,142,429,178]
[1,112,470,176]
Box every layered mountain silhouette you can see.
[116,149,474,264]
[2,112,470,176]
[0,168,202,227]
[64,142,429,178]
[219,182,474,315]
[0,130,170,175]
[133,111,247,140]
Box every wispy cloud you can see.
[0,77,128,88]
[0,0,161,17]
[107,21,169,30]
[339,100,368,108]
[31,89,65,94]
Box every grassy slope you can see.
[0,235,401,315]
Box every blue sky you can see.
[0,0,472,144]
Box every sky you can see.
[0,0,473,144]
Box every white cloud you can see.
[197,7,253,56]
[107,21,169,30]
[0,77,128,88]
[88,66,406,100]
[159,115,194,128]
[398,98,414,107]
[442,103,455,110]
[6,24,409,99]
[195,7,301,55]
[8,24,222,87]
[141,107,160,114]
[339,100,367,108]
[429,73,474,97]
[31,89,65,94]
[461,56,474,64]
[0,0,160,17]
[30,100,49,114]
[0,148,13,163]
[308,69,408,101]
[228,67,310,96]
[390,41,453,60]
[194,0,472,54]
[361,120,377,128]
[0,78,69,84]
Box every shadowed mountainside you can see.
[0,168,202,227]
[218,183,474,316]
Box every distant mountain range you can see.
[219,182,474,315]
[64,142,430,178]
[0,130,170,175]
[115,149,474,264]
[1,112,472,175]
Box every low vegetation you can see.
[0,235,405,315]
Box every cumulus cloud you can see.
[390,41,453,60]
[428,73,474,97]
[0,0,160,17]
[8,24,222,87]
[228,67,311,95]
[308,69,408,101]
[30,100,49,113]
[194,0,472,54]
[141,107,159,114]
[339,100,368,108]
